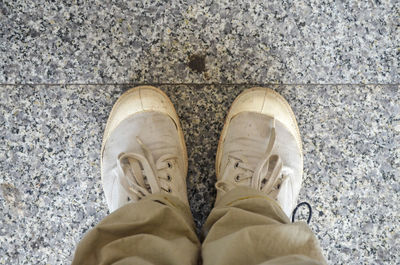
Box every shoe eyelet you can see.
[234,162,239,168]
[235,175,240,182]
[167,175,172,181]
[167,187,172,193]
[167,162,172,168]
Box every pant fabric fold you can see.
[72,193,200,265]
[73,187,326,265]
[202,186,327,265]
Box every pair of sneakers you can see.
[101,86,303,219]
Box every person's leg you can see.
[202,87,326,265]
[202,187,325,265]
[73,86,200,264]
[73,193,199,265]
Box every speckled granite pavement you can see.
[1,0,399,84]
[1,0,400,264]
[0,85,399,264]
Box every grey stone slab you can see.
[1,1,399,84]
[0,84,399,264]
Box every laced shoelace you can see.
[216,120,312,223]
[115,137,176,201]
[292,201,312,224]
[216,121,286,196]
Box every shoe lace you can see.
[216,120,286,198]
[115,137,176,201]
[216,119,312,223]
[292,201,312,224]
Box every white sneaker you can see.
[101,86,189,212]
[215,87,303,218]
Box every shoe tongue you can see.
[239,150,267,171]
[226,112,275,169]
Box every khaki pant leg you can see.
[202,187,326,265]
[72,193,200,265]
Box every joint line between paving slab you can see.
[0,83,398,86]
